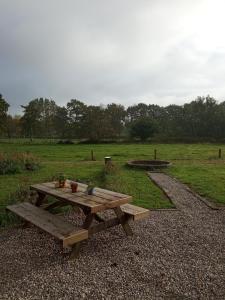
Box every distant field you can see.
[0,140,225,225]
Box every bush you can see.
[0,152,40,175]
[129,118,156,141]
[57,139,74,144]
[0,182,38,227]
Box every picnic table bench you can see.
[7,181,149,259]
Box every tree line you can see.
[1,94,225,142]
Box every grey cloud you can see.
[1,0,225,114]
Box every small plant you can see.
[104,162,118,175]
[0,152,40,175]
[86,181,95,195]
[55,173,67,188]
[0,181,37,227]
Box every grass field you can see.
[1,141,225,225]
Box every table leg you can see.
[35,192,46,207]
[83,212,95,229]
[69,243,81,260]
[69,211,95,260]
[94,213,105,223]
[113,206,133,236]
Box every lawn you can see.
[0,141,225,226]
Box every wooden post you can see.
[154,149,157,160]
[219,148,222,159]
[104,156,112,165]
[91,150,94,161]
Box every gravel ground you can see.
[0,173,225,300]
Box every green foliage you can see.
[4,94,225,142]
[54,172,66,183]
[0,152,40,175]
[0,142,225,228]
[0,180,37,227]
[21,98,58,139]
[101,163,173,209]
[0,94,10,135]
[130,118,156,141]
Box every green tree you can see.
[105,103,126,138]
[21,98,58,139]
[67,99,87,138]
[54,106,69,138]
[127,103,149,122]
[130,118,156,141]
[6,115,22,138]
[82,105,108,141]
[0,94,10,136]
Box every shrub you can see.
[57,140,74,144]
[129,118,156,141]
[0,152,40,175]
[0,182,37,227]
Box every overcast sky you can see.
[1,0,225,114]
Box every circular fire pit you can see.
[127,160,171,170]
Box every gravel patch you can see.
[0,174,225,299]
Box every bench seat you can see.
[7,202,88,248]
[121,203,149,221]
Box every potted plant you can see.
[57,173,66,188]
[86,181,95,195]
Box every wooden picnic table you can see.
[7,180,149,259]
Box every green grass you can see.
[169,160,225,206]
[1,141,225,226]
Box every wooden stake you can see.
[219,148,222,159]
[154,149,157,160]
[91,150,94,161]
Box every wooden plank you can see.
[44,182,131,204]
[70,186,132,206]
[43,180,130,199]
[7,202,88,245]
[121,204,149,221]
[88,216,127,235]
[63,230,88,248]
[38,181,131,199]
[31,182,132,213]
[75,181,130,198]
[94,187,130,198]
[31,184,102,211]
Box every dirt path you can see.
[0,174,225,299]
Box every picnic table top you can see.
[30,181,132,213]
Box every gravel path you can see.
[0,174,225,300]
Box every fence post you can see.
[91,150,94,161]
[154,149,157,160]
[219,148,222,159]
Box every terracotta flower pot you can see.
[71,182,78,193]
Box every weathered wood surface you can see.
[113,206,133,236]
[7,202,88,247]
[121,203,149,221]
[30,181,132,213]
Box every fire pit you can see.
[127,160,171,170]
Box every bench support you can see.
[70,243,81,260]
[35,192,47,206]
[113,206,133,236]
